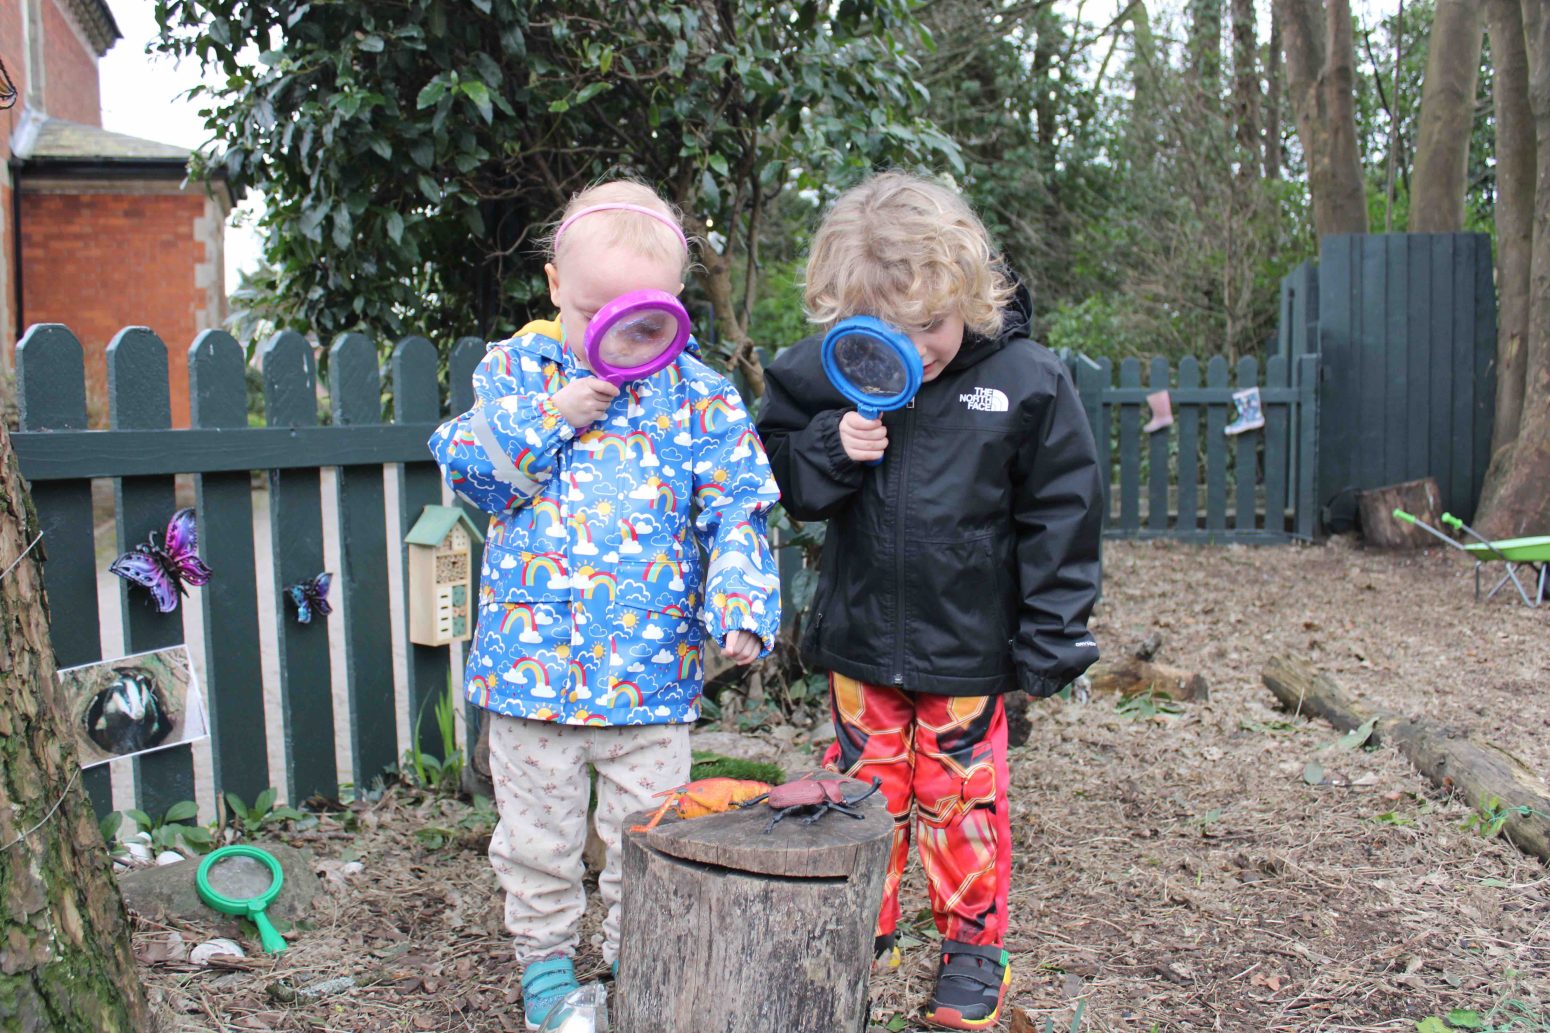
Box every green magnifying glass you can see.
[196,845,288,954]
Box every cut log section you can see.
[1262,655,1550,862]
[1086,657,1210,702]
[1358,476,1442,549]
[616,772,892,1033]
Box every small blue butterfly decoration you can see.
[109,508,213,613]
[285,572,332,624]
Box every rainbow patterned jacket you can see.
[428,319,781,726]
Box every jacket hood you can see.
[945,271,1034,374]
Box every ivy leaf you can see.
[369,137,392,160]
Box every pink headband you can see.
[554,203,689,253]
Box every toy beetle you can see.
[740,775,884,833]
[628,777,774,833]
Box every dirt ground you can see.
[135,539,1549,1032]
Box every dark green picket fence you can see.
[1071,353,1320,542]
[13,323,490,820]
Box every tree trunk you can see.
[0,423,153,1032]
[1262,656,1550,863]
[1479,0,1534,492]
[1409,0,1484,232]
[1478,2,1550,537]
[1231,0,1262,179]
[1275,0,1369,235]
[1191,0,1224,98]
[1265,7,1284,178]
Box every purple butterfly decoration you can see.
[285,572,332,625]
[108,508,213,613]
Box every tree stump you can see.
[616,772,891,1033]
[1358,477,1443,548]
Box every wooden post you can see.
[616,774,892,1033]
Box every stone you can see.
[117,843,321,939]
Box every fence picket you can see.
[1118,358,1141,532]
[1204,356,1229,533]
[16,325,110,814]
[329,333,398,788]
[447,336,487,756]
[1147,357,1169,532]
[263,331,338,803]
[1264,355,1289,535]
[1176,358,1200,533]
[108,328,196,816]
[1234,356,1259,531]
[190,330,268,806]
[392,335,451,760]
[1295,355,1320,541]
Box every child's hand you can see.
[551,378,620,429]
[721,630,762,665]
[838,411,889,463]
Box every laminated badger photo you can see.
[58,645,208,768]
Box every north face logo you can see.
[959,387,1009,413]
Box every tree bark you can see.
[1262,656,1550,863]
[0,422,153,1032]
[1231,0,1262,179]
[1356,476,1442,548]
[1275,0,1369,235]
[1478,2,1550,537]
[1409,0,1484,232]
[1265,6,1284,178]
[1192,0,1224,98]
[1479,0,1535,498]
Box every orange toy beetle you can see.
[628,778,773,833]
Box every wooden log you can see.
[1086,657,1210,702]
[1358,476,1442,548]
[617,772,891,1033]
[1262,655,1550,862]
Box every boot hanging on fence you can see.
[1225,387,1264,436]
[1143,390,1173,433]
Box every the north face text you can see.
[959,387,1010,412]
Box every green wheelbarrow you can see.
[1393,509,1550,607]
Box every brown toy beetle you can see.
[739,775,884,833]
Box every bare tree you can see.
[0,422,152,1031]
[1478,1,1550,536]
[1231,0,1262,179]
[1410,0,1485,231]
[1265,5,1285,178]
[1481,0,1534,471]
[1275,0,1368,234]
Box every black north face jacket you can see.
[756,285,1102,697]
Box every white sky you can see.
[98,0,262,294]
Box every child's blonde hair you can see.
[545,179,691,277]
[804,172,1013,337]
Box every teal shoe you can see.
[522,956,580,1032]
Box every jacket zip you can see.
[891,400,916,685]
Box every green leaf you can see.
[462,81,494,123]
[358,34,385,53]
[463,206,486,235]
[417,174,441,202]
[416,79,447,109]
[1334,716,1378,751]
[708,152,730,177]
[223,791,249,820]
[885,1015,908,1032]
[470,0,492,12]
[178,825,214,847]
[99,811,123,842]
[574,82,613,106]
[163,800,199,824]
[335,93,362,119]
[1415,1019,1450,1033]
[126,809,153,830]
[369,137,392,160]
[548,98,570,114]
[1445,1011,1484,1029]
[255,787,277,817]
[385,210,404,244]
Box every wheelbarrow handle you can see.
[1392,508,1417,524]
[1392,508,1470,552]
[1441,512,1464,531]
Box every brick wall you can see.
[20,189,214,427]
[0,0,29,363]
[42,0,101,126]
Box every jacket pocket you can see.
[479,541,572,603]
[603,597,703,717]
[905,531,1013,678]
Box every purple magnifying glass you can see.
[583,290,693,385]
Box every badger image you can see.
[84,667,175,756]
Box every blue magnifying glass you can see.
[820,316,924,466]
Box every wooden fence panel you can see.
[16,325,109,814]
[392,336,451,760]
[108,328,196,817]
[1117,358,1141,533]
[1147,357,1169,532]
[448,335,487,755]
[329,332,398,788]
[189,330,268,806]
[263,331,338,803]
[1204,356,1229,533]
[1176,357,1200,533]
[1264,355,1289,534]
[1234,356,1258,531]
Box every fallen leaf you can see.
[1009,1005,1040,1033]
